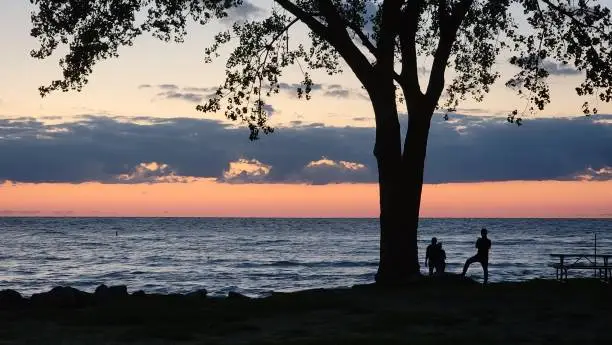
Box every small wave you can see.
[235,260,378,268]
[41,256,71,261]
[90,272,127,280]
[32,230,67,236]
[253,239,291,245]
[488,262,532,268]
[16,255,72,262]
[214,285,243,295]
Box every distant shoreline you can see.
[2,215,611,219]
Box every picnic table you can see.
[550,253,612,282]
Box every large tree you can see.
[30,0,612,284]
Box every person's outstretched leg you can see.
[462,256,478,276]
[482,260,489,284]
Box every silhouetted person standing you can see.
[425,237,438,276]
[461,228,491,284]
[435,242,446,274]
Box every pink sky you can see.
[1,179,610,218]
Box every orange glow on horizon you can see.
[0,179,610,218]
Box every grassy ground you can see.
[1,278,611,344]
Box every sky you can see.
[0,1,611,218]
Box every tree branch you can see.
[437,0,449,24]
[398,0,425,103]
[314,0,377,86]
[376,0,404,67]
[427,0,474,101]
[346,23,377,57]
[269,17,300,50]
[274,0,331,41]
[540,0,606,35]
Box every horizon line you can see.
[1,215,610,219]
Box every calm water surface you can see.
[0,218,610,297]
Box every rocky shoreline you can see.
[1,278,611,344]
[1,274,477,309]
[0,283,244,309]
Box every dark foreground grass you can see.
[1,278,611,344]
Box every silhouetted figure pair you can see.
[461,228,491,284]
[425,237,446,275]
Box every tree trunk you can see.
[374,102,433,285]
[401,107,434,275]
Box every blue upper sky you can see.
[0,1,611,185]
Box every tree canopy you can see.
[30,0,612,139]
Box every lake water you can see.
[0,218,610,297]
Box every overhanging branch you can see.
[274,0,375,86]
[274,0,330,40]
[398,0,424,103]
[427,0,474,100]
[347,23,377,57]
[540,0,607,35]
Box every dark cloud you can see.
[323,84,368,100]
[140,84,275,112]
[323,89,350,98]
[454,107,494,115]
[158,91,204,103]
[183,87,217,93]
[40,116,64,120]
[541,60,581,76]
[277,82,367,100]
[223,1,265,23]
[144,82,367,104]
[262,104,275,115]
[303,122,325,128]
[277,82,324,92]
[158,84,179,90]
[423,114,612,183]
[140,84,218,104]
[0,114,610,185]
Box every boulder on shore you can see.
[131,290,146,297]
[227,291,249,300]
[30,286,93,308]
[94,284,129,300]
[186,289,208,299]
[0,289,25,309]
